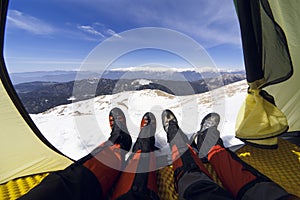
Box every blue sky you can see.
[4,0,245,73]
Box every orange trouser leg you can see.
[112,150,159,200]
[208,145,289,199]
[171,145,212,183]
[83,143,123,198]
[171,144,233,200]
[208,145,256,197]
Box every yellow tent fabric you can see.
[266,1,300,132]
[235,0,300,146]
[236,89,288,143]
[0,78,72,184]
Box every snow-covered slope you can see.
[30,80,248,160]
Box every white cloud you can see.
[7,10,55,35]
[77,23,121,39]
[7,9,119,42]
[76,25,105,37]
[107,29,122,38]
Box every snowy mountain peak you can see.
[31,80,248,160]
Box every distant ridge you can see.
[10,68,245,84]
[14,69,245,114]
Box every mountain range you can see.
[12,68,246,114]
[10,68,245,84]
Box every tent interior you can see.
[1,0,299,199]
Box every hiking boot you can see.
[108,107,132,152]
[199,112,220,133]
[109,107,128,133]
[161,109,189,148]
[140,112,156,130]
[132,112,157,153]
[161,109,179,142]
[191,113,224,162]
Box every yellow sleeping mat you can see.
[157,138,300,200]
[1,138,299,200]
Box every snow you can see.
[30,80,248,160]
[67,96,76,101]
[131,79,152,85]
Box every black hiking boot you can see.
[191,113,224,162]
[108,107,132,152]
[109,107,128,133]
[162,109,189,149]
[132,112,158,153]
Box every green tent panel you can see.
[234,0,300,147]
[0,78,72,184]
[265,0,300,132]
[0,0,72,185]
